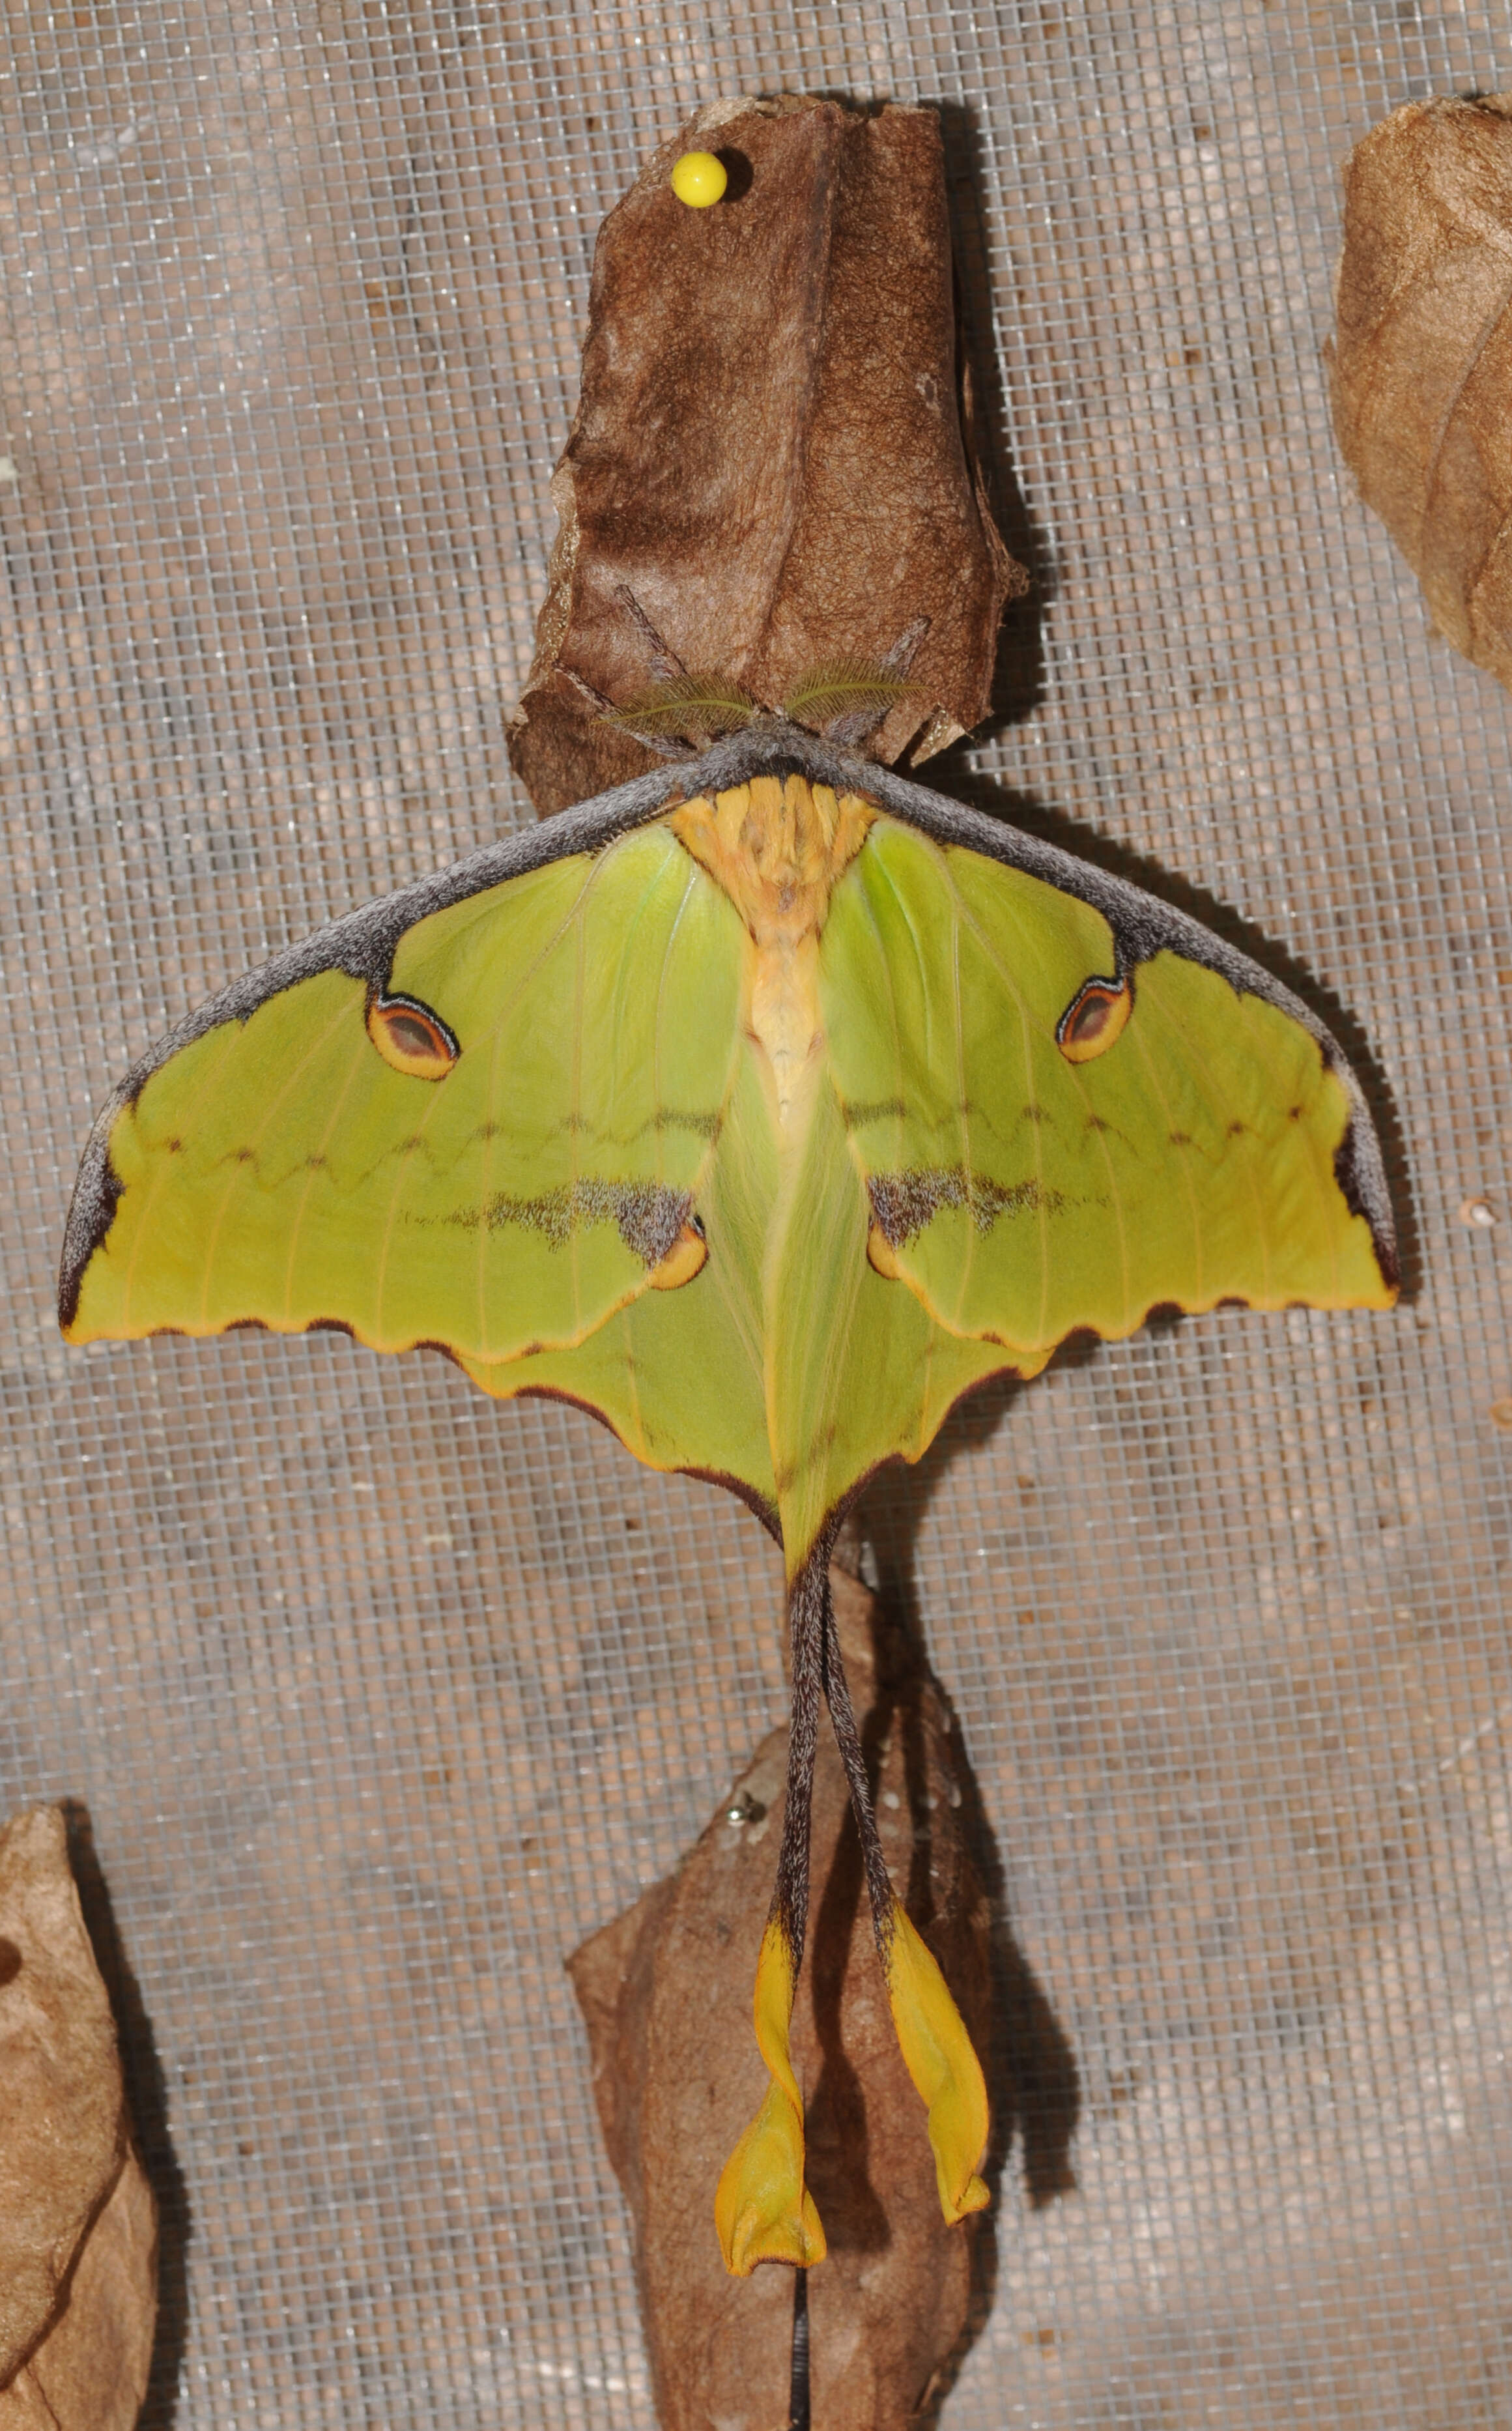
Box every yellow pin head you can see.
[670,150,727,209]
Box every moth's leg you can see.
[613,581,689,683]
[558,664,696,760]
[879,611,930,680]
[814,612,933,745]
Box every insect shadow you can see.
[63,1800,191,2431]
[932,93,1053,736]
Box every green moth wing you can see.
[61,724,1397,1572]
[66,827,744,1365]
[826,817,1387,1345]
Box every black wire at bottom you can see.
[788,2267,810,2431]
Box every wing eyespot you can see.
[649,1215,707,1291]
[866,1221,904,1281]
[1056,975,1131,1064]
[367,993,460,1080]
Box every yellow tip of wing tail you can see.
[714,1918,827,2275]
[883,1900,990,2224]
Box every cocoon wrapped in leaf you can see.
[566,1572,995,2431]
[507,91,1025,814]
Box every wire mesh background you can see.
[3,3,1511,2424]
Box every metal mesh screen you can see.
[5,5,1511,2423]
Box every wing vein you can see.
[198,989,359,1330]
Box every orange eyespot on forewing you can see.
[1056,975,1131,1064]
[366,993,460,1080]
[648,1218,707,1291]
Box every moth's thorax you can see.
[668,775,874,1126]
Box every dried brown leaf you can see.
[567,1571,992,2431]
[0,1805,156,2426]
[509,94,1025,814]
[1331,93,1512,692]
[0,2152,158,2431]
[0,1807,125,2386]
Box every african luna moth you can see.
[59,714,1398,2276]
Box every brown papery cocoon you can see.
[508,94,1025,814]
[567,1570,992,2431]
[1331,94,1512,694]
